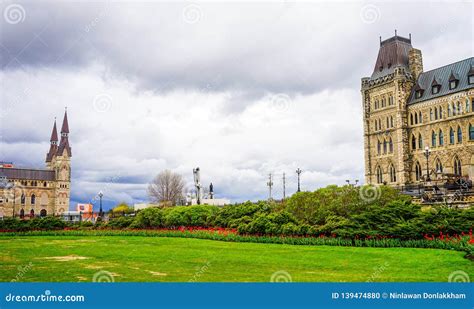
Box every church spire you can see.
[57,108,72,157]
[46,118,59,163]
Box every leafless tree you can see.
[148,170,185,206]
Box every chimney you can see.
[408,48,423,80]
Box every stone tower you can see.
[47,110,72,214]
[361,34,417,185]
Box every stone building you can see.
[0,110,72,218]
[362,34,474,186]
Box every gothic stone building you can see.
[0,111,72,218]
[362,34,474,186]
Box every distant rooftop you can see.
[371,34,412,80]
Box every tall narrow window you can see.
[432,131,437,147]
[453,157,462,176]
[448,104,452,117]
[439,130,444,146]
[383,140,387,154]
[439,106,443,119]
[430,108,433,121]
[412,135,416,150]
[450,127,455,144]
[21,194,25,204]
[453,103,457,116]
[457,126,463,143]
[434,108,438,120]
[31,194,36,205]
[435,159,443,174]
[418,133,423,149]
[419,112,422,123]
[410,113,414,125]
[389,138,393,153]
[470,124,474,140]
[389,164,396,183]
[377,140,381,154]
[376,166,383,184]
[415,162,422,181]
[466,99,471,113]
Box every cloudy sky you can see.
[0,0,472,209]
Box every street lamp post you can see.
[424,146,431,182]
[296,168,302,192]
[98,191,104,218]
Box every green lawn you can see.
[0,236,472,282]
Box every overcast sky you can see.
[0,1,472,209]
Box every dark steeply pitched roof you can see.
[0,168,55,181]
[408,57,474,105]
[61,110,69,134]
[371,35,412,80]
[50,119,58,142]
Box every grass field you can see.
[1,236,472,282]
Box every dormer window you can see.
[469,74,474,85]
[415,89,424,99]
[432,85,440,94]
[449,71,459,90]
[449,80,458,90]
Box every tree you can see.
[148,170,185,206]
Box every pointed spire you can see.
[50,118,58,143]
[61,108,69,134]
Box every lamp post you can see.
[296,168,302,192]
[424,146,431,182]
[98,191,104,218]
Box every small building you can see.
[60,211,81,223]
[191,198,230,207]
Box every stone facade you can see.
[362,34,474,186]
[0,111,72,218]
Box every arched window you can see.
[458,101,462,114]
[30,209,35,218]
[435,159,443,174]
[453,157,462,176]
[439,106,443,119]
[377,140,381,154]
[449,127,455,144]
[389,164,396,183]
[470,124,474,140]
[376,166,383,184]
[391,116,394,128]
[40,209,47,217]
[410,113,414,125]
[20,209,25,218]
[430,108,433,121]
[439,130,444,146]
[415,162,422,181]
[383,140,387,154]
[20,194,25,204]
[457,126,462,143]
[389,138,393,153]
[31,194,36,205]
[415,113,418,124]
[411,134,416,150]
[452,102,457,116]
[419,111,422,123]
[418,133,423,149]
[431,131,437,147]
